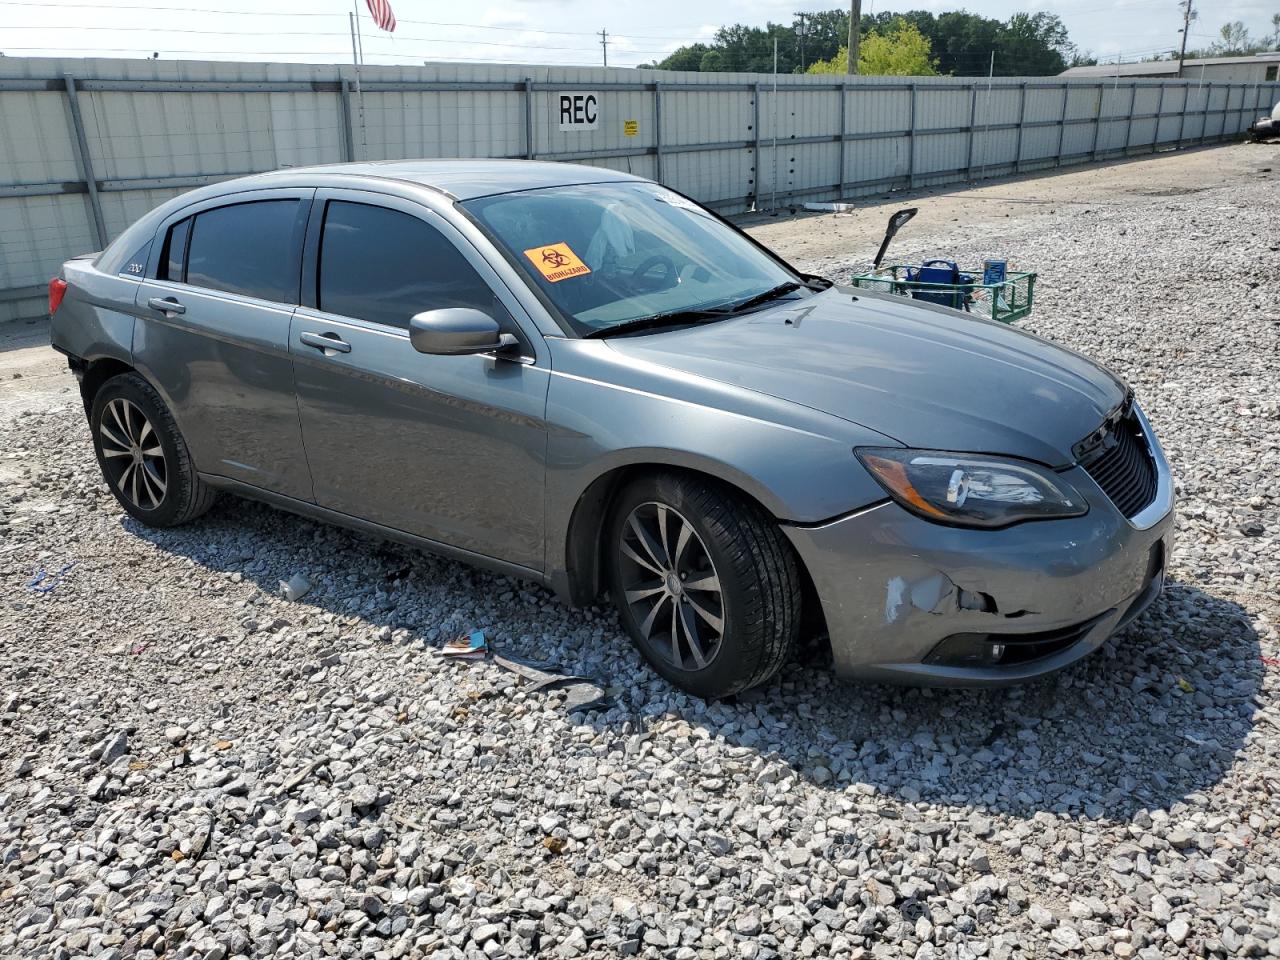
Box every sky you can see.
[1,0,1276,70]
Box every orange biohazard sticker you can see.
[523,242,591,283]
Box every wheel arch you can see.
[78,355,137,414]
[554,460,821,625]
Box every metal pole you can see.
[838,81,848,194]
[1176,82,1189,148]
[966,82,978,178]
[1055,83,1068,166]
[771,38,778,211]
[1122,82,1136,155]
[1152,83,1166,154]
[63,75,108,249]
[847,0,861,75]
[1090,82,1102,162]
[338,77,355,162]
[599,29,608,68]
[654,81,664,184]
[1200,81,1210,144]
[523,77,534,159]
[907,81,916,189]
[349,9,367,158]
[978,53,994,181]
[752,81,762,209]
[1012,81,1026,174]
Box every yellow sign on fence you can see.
[623,119,638,137]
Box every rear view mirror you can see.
[409,308,518,356]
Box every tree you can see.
[998,12,1073,75]
[1211,21,1255,55]
[807,18,938,76]
[1272,13,1280,50]
[652,6,1080,75]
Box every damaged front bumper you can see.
[784,461,1174,687]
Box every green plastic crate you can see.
[851,265,1037,323]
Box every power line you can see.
[0,1,715,43]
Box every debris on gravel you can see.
[1,160,1278,960]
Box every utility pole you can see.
[1176,0,1195,78]
[794,12,808,70]
[847,0,861,75]
[599,29,609,67]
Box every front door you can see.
[289,191,548,572]
[133,190,314,500]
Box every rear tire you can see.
[605,472,802,698]
[90,373,216,527]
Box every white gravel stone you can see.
[1,154,1278,960]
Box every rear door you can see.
[290,189,549,571]
[134,189,314,501]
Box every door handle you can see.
[147,296,186,316]
[299,331,352,354]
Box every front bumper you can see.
[784,415,1175,686]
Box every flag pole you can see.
[349,5,368,156]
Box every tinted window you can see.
[160,217,191,282]
[185,200,300,303]
[318,201,504,329]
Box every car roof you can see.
[253,159,646,201]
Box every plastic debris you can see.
[27,561,77,594]
[492,653,610,713]
[1176,677,1194,693]
[441,630,488,660]
[278,573,312,602]
[802,201,856,213]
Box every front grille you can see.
[1077,406,1158,519]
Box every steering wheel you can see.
[630,255,678,292]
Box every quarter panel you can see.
[51,260,140,365]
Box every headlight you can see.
[855,448,1087,528]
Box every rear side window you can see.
[184,200,301,303]
[317,200,505,329]
[159,217,191,282]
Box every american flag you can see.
[365,0,396,33]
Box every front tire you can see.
[90,373,216,527]
[605,472,802,698]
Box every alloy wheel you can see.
[98,397,168,511]
[617,501,725,670]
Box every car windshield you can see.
[462,181,799,336]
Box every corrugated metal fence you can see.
[2,57,1277,321]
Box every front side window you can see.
[184,200,300,303]
[317,200,507,330]
[463,181,798,336]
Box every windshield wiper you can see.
[584,281,808,339]
[584,307,731,339]
[722,281,805,314]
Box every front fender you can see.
[543,338,896,599]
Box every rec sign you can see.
[558,92,599,130]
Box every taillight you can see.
[49,277,68,316]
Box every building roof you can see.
[1061,53,1280,78]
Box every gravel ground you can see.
[2,150,1279,960]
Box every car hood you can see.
[604,287,1127,467]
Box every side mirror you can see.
[408,308,518,356]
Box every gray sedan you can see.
[49,160,1173,698]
